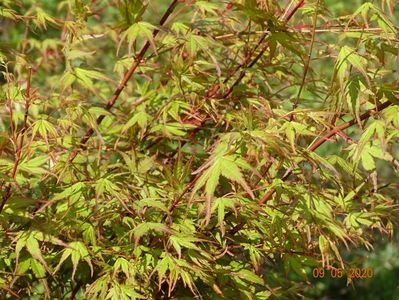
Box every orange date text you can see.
[312,267,373,279]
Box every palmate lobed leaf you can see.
[74,68,111,90]
[192,154,254,201]
[336,46,369,87]
[132,222,169,242]
[31,119,58,140]
[219,156,254,199]
[54,241,93,279]
[118,21,157,56]
[191,153,255,226]
[18,155,49,175]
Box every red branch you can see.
[286,0,305,21]
[68,0,180,162]
[258,100,394,205]
[0,68,33,213]
[165,0,306,218]
[215,0,306,100]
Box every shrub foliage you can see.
[0,0,398,299]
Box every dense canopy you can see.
[0,0,398,299]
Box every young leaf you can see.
[336,46,368,87]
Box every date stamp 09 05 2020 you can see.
[312,267,374,280]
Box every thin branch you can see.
[163,0,305,218]
[219,0,305,99]
[213,27,395,40]
[67,0,180,162]
[291,0,319,119]
[258,100,394,205]
[228,101,394,235]
[0,67,33,213]
[146,1,306,155]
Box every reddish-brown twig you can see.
[258,100,394,205]
[67,0,180,162]
[164,0,306,219]
[219,0,305,100]
[0,68,33,213]
[228,101,394,235]
[146,1,305,156]
[291,0,319,121]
